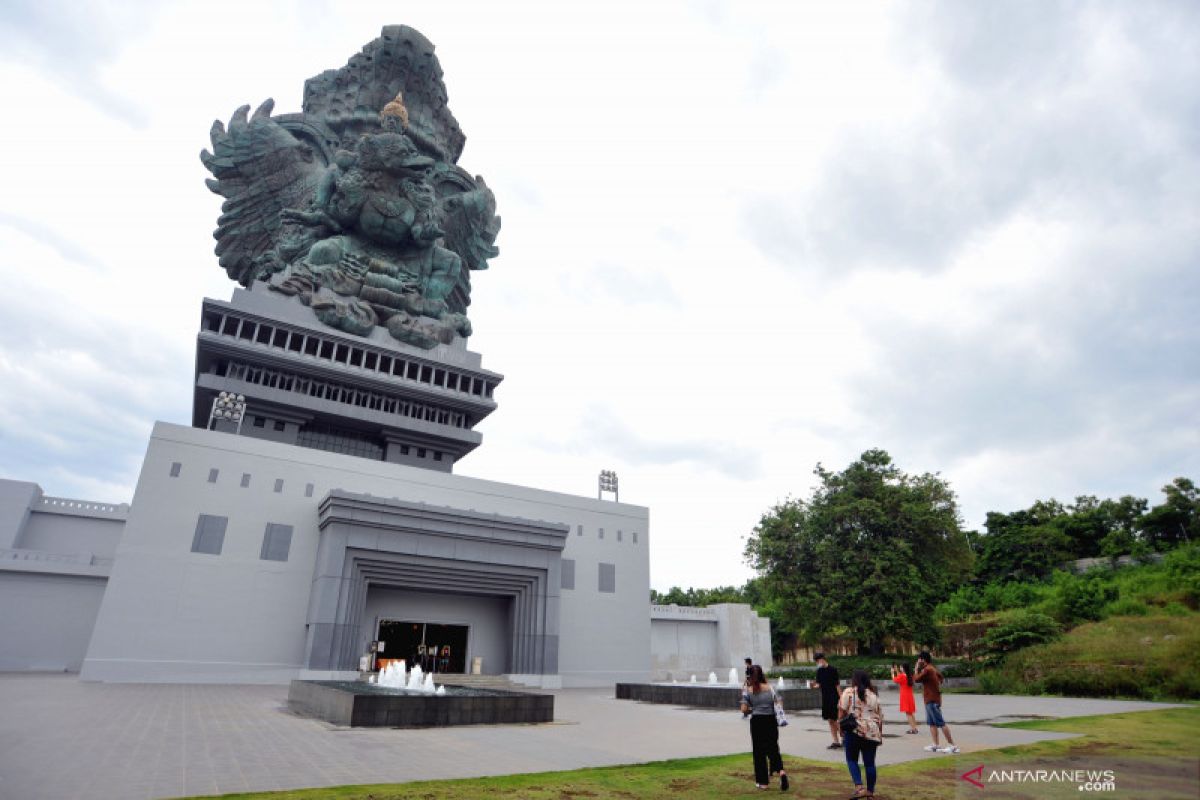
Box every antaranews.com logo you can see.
[961,764,1117,792]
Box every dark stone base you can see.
[615,683,821,711]
[287,681,554,727]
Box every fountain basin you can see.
[615,683,821,711]
[288,680,554,727]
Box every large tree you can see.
[743,449,973,653]
[976,500,1073,583]
[1141,478,1198,551]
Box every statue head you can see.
[381,92,410,132]
[358,131,434,174]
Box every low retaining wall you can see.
[615,683,822,711]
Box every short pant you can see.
[925,702,946,728]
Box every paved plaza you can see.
[0,674,1183,800]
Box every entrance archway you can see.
[305,491,568,677]
[377,620,468,673]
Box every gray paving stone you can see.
[0,674,1185,800]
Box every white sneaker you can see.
[941,745,960,754]
[923,745,940,752]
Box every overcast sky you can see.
[1,0,1196,591]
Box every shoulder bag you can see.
[838,690,859,735]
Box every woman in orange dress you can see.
[891,663,919,733]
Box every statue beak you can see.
[402,154,436,168]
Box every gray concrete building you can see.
[0,284,770,690]
[650,603,772,681]
[0,482,125,672]
[1,284,650,687]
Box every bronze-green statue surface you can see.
[201,26,500,349]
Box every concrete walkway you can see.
[0,674,1183,800]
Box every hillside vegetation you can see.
[940,546,1200,700]
[977,613,1200,700]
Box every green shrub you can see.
[976,666,1038,695]
[978,610,1062,666]
[938,661,975,678]
[981,581,1044,611]
[773,656,973,681]
[1040,662,1144,698]
[1162,543,1200,574]
[935,585,983,622]
[935,580,1055,623]
[1161,545,1200,608]
[1051,571,1118,624]
[1163,602,1191,617]
[1102,597,1150,617]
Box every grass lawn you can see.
[176,707,1200,800]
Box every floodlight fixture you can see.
[208,391,248,435]
[598,469,619,501]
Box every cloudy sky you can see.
[1,0,1196,590]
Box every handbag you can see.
[838,690,859,735]
[774,696,788,727]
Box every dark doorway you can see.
[377,620,469,673]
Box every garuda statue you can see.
[201,26,500,349]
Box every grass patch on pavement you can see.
[176,708,1200,800]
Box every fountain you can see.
[777,676,787,689]
[367,660,447,695]
[708,671,718,685]
[288,655,552,727]
[378,660,407,689]
[728,667,739,685]
[690,674,697,683]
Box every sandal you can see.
[850,789,868,799]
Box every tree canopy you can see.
[650,585,747,606]
[742,449,973,653]
[975,481,1197,583]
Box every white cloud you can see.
[0,0,1196,591]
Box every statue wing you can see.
[200,99,322,286]
[439,175,500,272]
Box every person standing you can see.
[814,652,842,749]
[914,651,959,753]
[839,669,884,799]
[891,662,919,734]
[740,665,790,791]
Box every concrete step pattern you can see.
[434,673,529,691]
